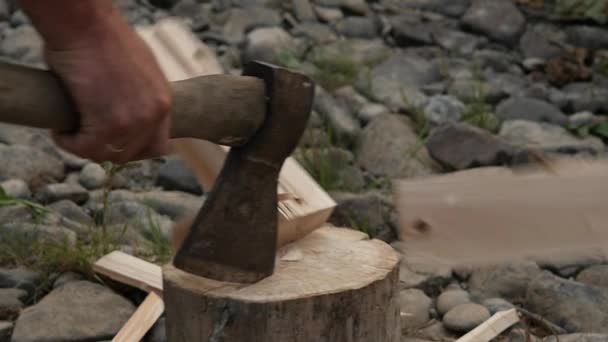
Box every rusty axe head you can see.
[172,61,314,283]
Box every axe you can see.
[0,60,315,283]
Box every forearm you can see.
[18,0,125,50]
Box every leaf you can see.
[555,0,608,24]
[592,122,608,138]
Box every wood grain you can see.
[456,309,519,342]
[112,292,165,342]
[93,251,163,294]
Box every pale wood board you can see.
[112,292,165,342]
[94,251,163,294]
[395,159,608,267]
[136,18,336,248]
[455,309,520,342]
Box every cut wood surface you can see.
[112,292,165,342]
[163,226,401,341]
[137,18,336,248]
[456,309,520,342]
[93,251,163,294]
[395,159,608,267]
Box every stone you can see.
[443,303,491,333]
[0,179,30,199]
[433,28,486,56]
[436,289,471,316]
[426,123,515,171]
[329,191,396,242]
[358,103,389,124]
[566,25,608,51]
[110,159,163,191]
[52,272,84,289]
[482,297,515,315]
[381,0,471,17]
[499,120,605,156]
[562,83,608,113]
[36,183,89,205]
[447,79,506,105]
[104,201,174,239]
[569,111,597,127]
[148,0,180,9]
[334,16,379,39]
[0,321,12,342]
[1,223,77,247]
[535,252,607,278]
[398,251,453,296]
[424,95,465,126]
[526,271,608,333]
[0,26,43,66]
[78,163,108,190]
[545,334,608,342]
[468,261,542,302]
[461,0,526,46]
[399,289,432,330]
[0,268,40,298]
[314,5,343,22]
[156,156,202,195]
[333,86,369,114]
[415,321,458,341]
[473,49,520,74]
[577,265,608,289]
[0,288,26,319]
[310,38,390,67]
[221,7,281,44]
[313,86,361,145]
[356,114,437,179]
[48,200,94,227]
[0,1,9,21]
[359,52,440,112]
[495,97,568,125]
[520,24,566,60]
[56,149,89,170]
[242,27,297,65]
[389,14,437,46]
[291,22,337,45]
[293,0,316,21]
[11,281,135,342]
[0,145,64,190]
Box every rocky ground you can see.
[0,0,607,341]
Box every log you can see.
[163,226,401,342]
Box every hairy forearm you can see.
[18,0,124,50]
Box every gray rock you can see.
[0,26,43,66]
[1,223,77,248]
[398,250,453,295]
[461,0,526,46]
[156,156,202,195]
[381,0,471,17]
[314,5,343,22]
[499,120,605,155]
[436,289,471,316]
[356,114,437,179]
[358,103,389,124]
[468,261,542,302]
[359,52,440,112]
[390,15,439,46]
[443,303,490,333]
[562,83,608,113]
[0,179,30,199]
[426,123,515,170]
[36,183,89,205]
[48,200,94,227]
[399,289,432,330]
[577,265,608,289]
[536,252,607,278]
[545,334,608,342]
[0,0,9,20]
[0,145,64,190]
[0,288,25,319]
[291,22,338,44]
[137,191,203,220]
[11,281,135,342]
[0,321,11,342]
[569,111,597,127]
[567,25,608,51]
[0,268,40,298]
[482,297,515,315]
[109,159,163,191]
[243,27,297,65]
[433,28,486,56]
[104,201,173,239]
[316,0,369,14]
[8,10,27,27]
[52,272,84,289]
[473,49,520,74]
[299,128,332,148]
[56,149,89,170]
[78,163,108,190]
[293,0,316,21]
[508,329,542,342]
[447,79,506,105]
[424,95,465,126]
[334,16,379,39]
[329,191,396,242]
[222,7,281,44]
[310,38,390,67]
[313,86,361,145]
[415,321,458,341]
[520,24,566,60]
[496,97,568,125]
[526,271,608,333]
[333,86,369,114]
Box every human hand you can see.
[44,11,171,164]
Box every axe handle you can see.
[0,61,267,147]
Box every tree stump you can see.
[163,226,401,342]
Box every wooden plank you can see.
[113,292,165,342]
[136,18,336,248]
[394,159,608,267]
[456,309,520,342]
[93,251,163,294]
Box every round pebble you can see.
[482,297,515,315]
[399,289,432,330]
[443,303,491,333]
[0,179,30,199]
[437,289,471,316]
[79,163,108,190]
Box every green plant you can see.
[567,120,608,140]
[0,188,50,221]
[311,55,361,91]
[296,148,348,192]
[554,0,607,24]
[140,210,172,264]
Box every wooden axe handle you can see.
[0,61,267,147]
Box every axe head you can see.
[172,61,314,283]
